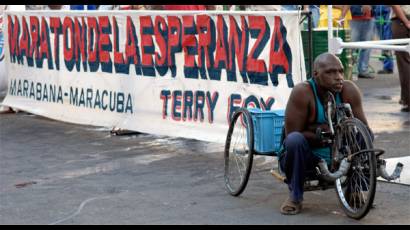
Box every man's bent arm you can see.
[285,85,324,147]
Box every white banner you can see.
[2,10,305,143]
[0,8,7,95]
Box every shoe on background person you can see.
[377,69,393,74]
[358,73,375,79]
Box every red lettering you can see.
[87,17,98,63]
[8,15,20,58]
[269,16,289,73]
[74,17,87,63]
[29,16,40,60]
[113,16,125,65]
[167,16,181,67]
[20,17,30,59]
[228,16,247,72]
[154,16,167,66]
[214,15,228,69]
[196,15,212,68]
[140,16,154,67]
[125,16,140,65]
[39,17,49,58]
[98,16,111,64]
[49,17,62,66]
[182,15,197,68]
[246,16,267,74]
[63,17,74,62]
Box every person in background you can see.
[341,5,376,79]
[46,5,64,10]
[374,5,394,74]
[303,5,320,28]
[70,5,98,10]
[317,5,352,29]
[391,5,410,112]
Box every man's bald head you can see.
[312,52,345,93]
[313,53,342,73]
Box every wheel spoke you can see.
[334,118,376,219]
[233,150,244,182]
[231,121,247,182]
[224,109,253,196]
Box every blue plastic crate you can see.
[249,108,285,154]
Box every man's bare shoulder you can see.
[288,82,313,106]
[344,80,358,87]
[342,80,361,95]
[291,81,312,96]
[293,81,311,91]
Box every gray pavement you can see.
[1,62,409,224]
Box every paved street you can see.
[1,60,409,224]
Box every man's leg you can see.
[310,6,320,28]
[350,20,371,78]
[381,12,394,72]
[279,132,319,203]
[392,19,410,110]
[358,20,374,76]
[395,51,410,110]
[375,15,394,73]
[350,20,368,75]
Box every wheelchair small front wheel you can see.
[224,108,254,196]
[334,118,377,220]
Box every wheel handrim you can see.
[335,119,376,218]
[225,110,253,195]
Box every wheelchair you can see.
[224,92,403,220]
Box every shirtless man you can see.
[279,52,373,215]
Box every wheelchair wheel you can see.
[334,118,377,219]
[224,108,254,196]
